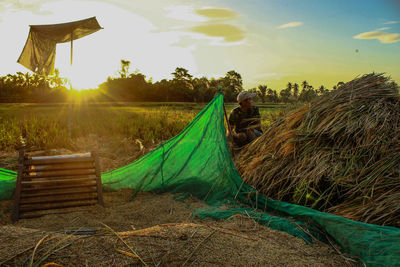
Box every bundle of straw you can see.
[236,73,400,227]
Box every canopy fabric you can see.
[17,17,102,75]
[1,94,400,266]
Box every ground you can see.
[0,189,354,267]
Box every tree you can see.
[318,85,326,95]
[266,88,274,102]
[279,88,291,103]
[172,67,193,81]
[293,83,299,99]
[257,85,267,103]
[301,80,308,91]
[192,77,210,102]
[119,59,131,78]
[222,70,243,102]
[286,82,293,96]
[0,71,70,102]
[171,67,194,101]
[49,69,67,88]
[273,90,279,103]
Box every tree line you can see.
[0,60,341,103]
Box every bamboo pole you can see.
[222,97,234,144]
[68,30,74,139]
[223,101,233,141]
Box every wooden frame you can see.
[13,150,103,221]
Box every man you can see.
[228,91,263,147]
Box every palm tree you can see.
[318,85,326,95]
[49,69,66,88]
[24,72,32,87]
[293,83,299,99]
[286,82,293,96]
[302,80,308,91]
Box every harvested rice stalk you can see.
[236,73,400,227]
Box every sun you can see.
[58,67,95,91]
[65,68,101,91]
[55,43,109,91]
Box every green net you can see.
[0,168,17,200]
[1,93,399,266]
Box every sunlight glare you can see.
[46,0,199,90]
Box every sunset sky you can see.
[0,0,399,91]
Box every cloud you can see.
[382,20,399,25]
[195,7,239,21]
[164,5,243,44]
[164,5,207,22]
[375,27,390,31]
[189,23,245,42]
[7,0,52,15]
[164,6,239,22]
[353,31,400,43]
[277,21,303,29]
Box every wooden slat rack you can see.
[13,149,103,221]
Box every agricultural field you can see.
[1,75,398,266]
[0,101,285,171]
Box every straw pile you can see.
[236,73,400,227]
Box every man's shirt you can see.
[228,106,261,133]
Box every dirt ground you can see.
[0,189,356,267]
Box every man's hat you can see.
[237,91,256,103]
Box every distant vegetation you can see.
[0,60,340,103]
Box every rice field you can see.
[0,101,284,152]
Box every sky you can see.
[0,0,399,91]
